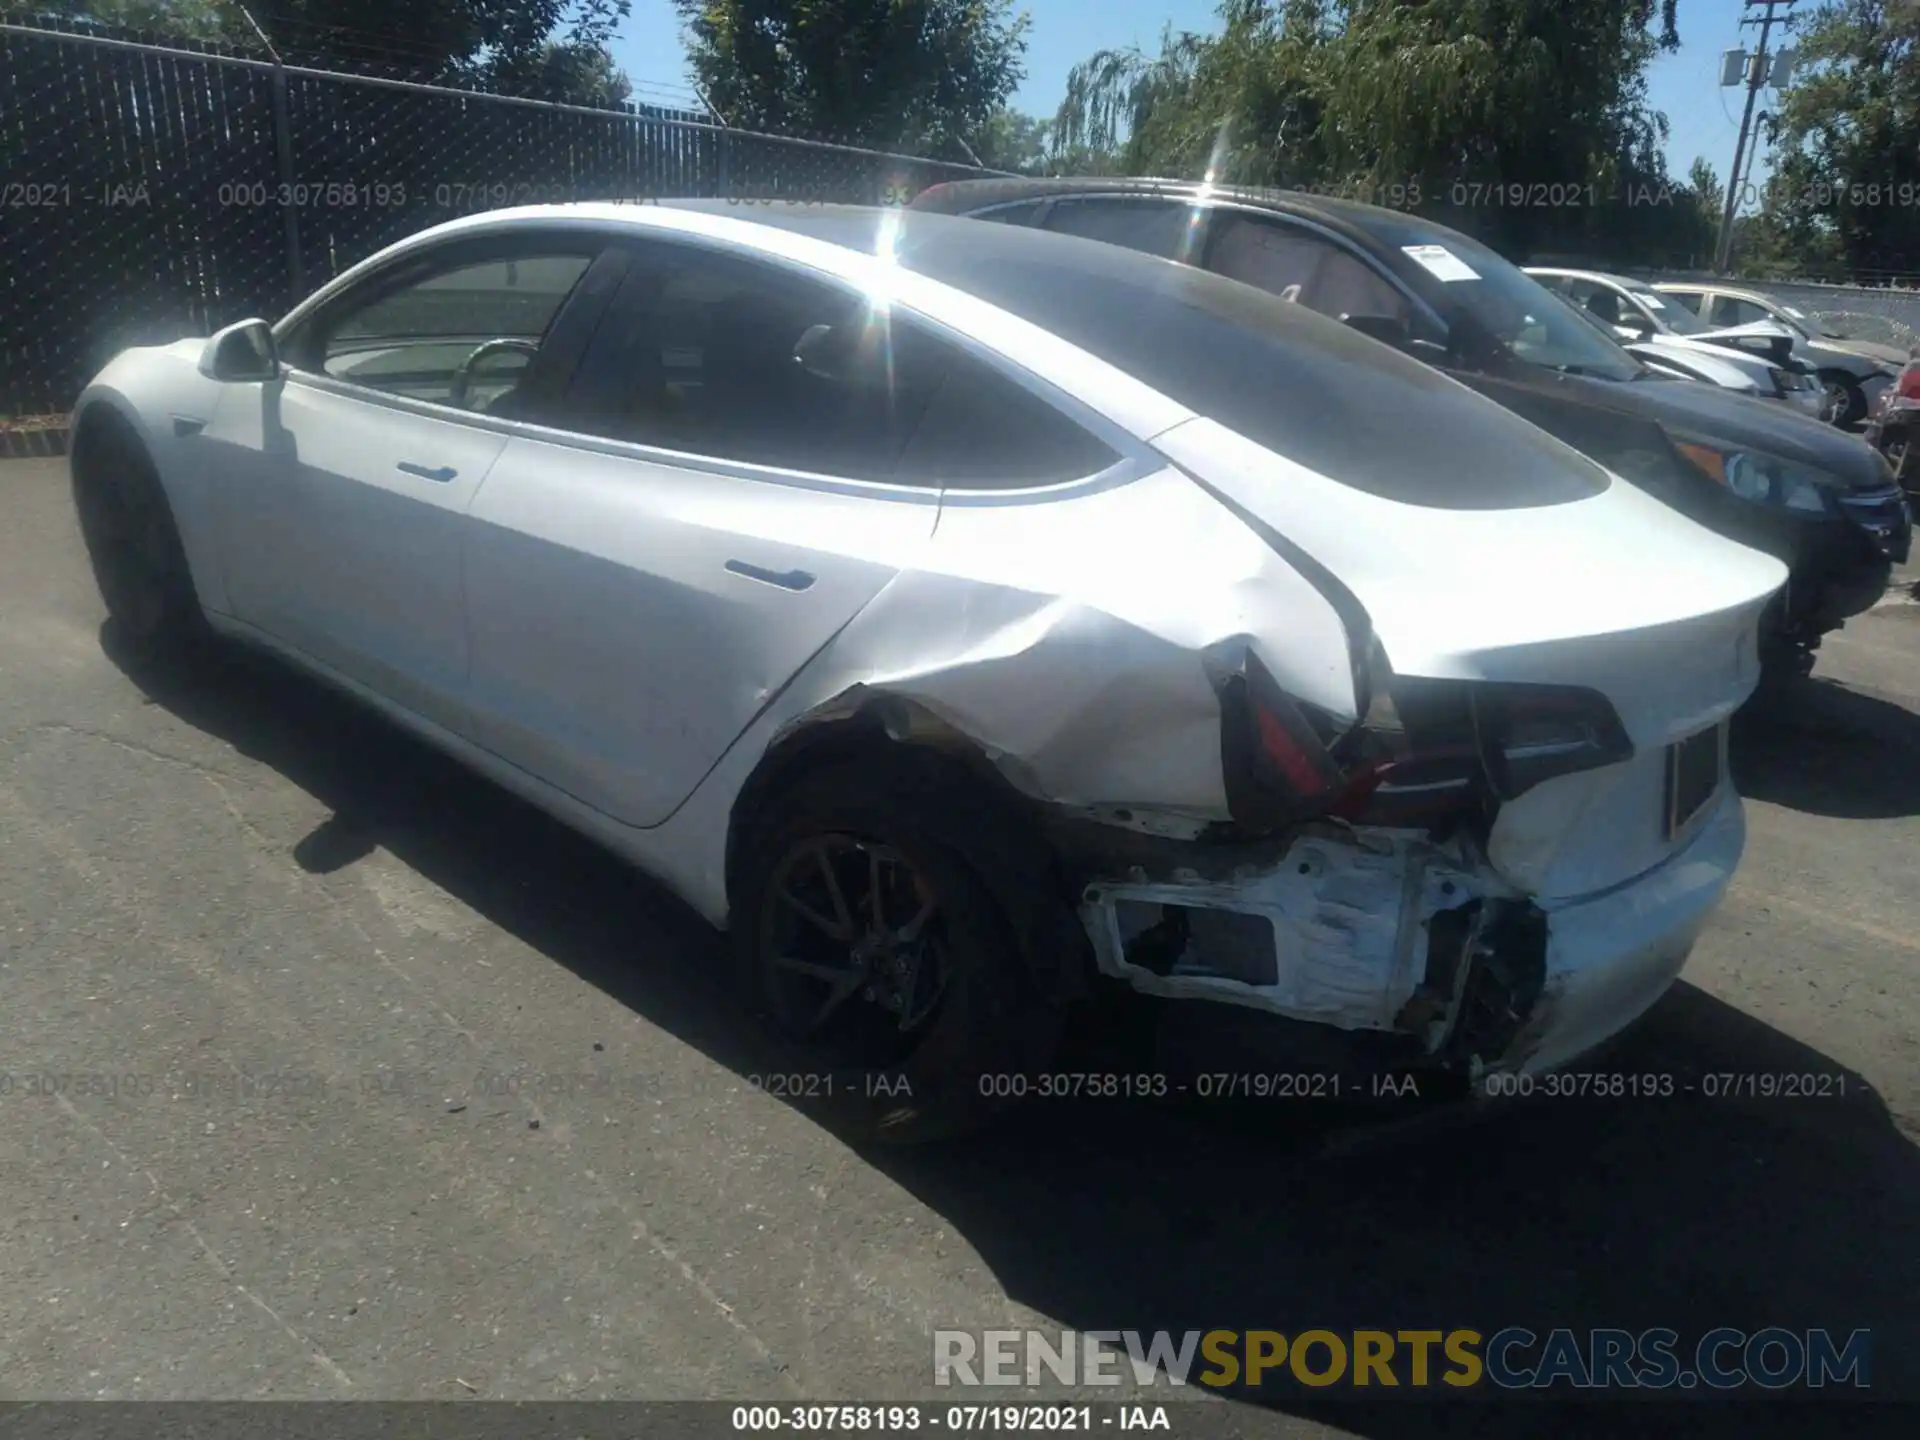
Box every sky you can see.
[610,0,1799,201]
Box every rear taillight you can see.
[1217,647,1634,835]
[1471,682,1634,799]
[1216,650,1349,828]
[1899,364,1920,402]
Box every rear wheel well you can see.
[725,702,1094,1003]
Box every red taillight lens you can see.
[1217,652,1349,828]
[1216,651,1634,835]
[1899,364,1920,402]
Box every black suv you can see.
[912,178,1910,672]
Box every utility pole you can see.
[1714,0,1795,274]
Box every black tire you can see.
[732,754,1066,1144]
[1820,373,1867,428]
[71,414,207,665]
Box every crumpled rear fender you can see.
[651,464,1362,922]
[769,464,1362,818]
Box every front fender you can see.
[72,339,232,615]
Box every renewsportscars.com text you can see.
[933,1327,1871,1391]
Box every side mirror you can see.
[199,318,279,382]
[1342,313,1411,348]
[1614,314,1654,341]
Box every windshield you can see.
[1771,304,1817,339]
[1351,217,1643,380]
[1625,285,1712,335]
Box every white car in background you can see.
[67,202,1785,1139]
[1654,281,1907,427]
[1527,267,1829,421]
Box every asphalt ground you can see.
[2,456,1918,1435]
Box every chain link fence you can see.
[0,17,997,417]
[1635,271,1920,353]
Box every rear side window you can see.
[971,200,1049,227]
[898,359,1119,489]
[896,228,1611,509]
[558,246,945,479]
[559,242,1115,488]
[1044,198,1203,261]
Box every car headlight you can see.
[1670,438,1838,514]
[1769,367,1814,394]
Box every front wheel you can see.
[1820,374,1867,428]
[71,415,207,664]
[733,757,1064,1143]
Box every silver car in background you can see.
[1654,282,1907,427]
[1527,268,1829,422]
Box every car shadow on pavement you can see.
[868,984,1920,1427]
[111,630,1919,1432]
[1734,672,1920,819]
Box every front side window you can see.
[560,244,1116,487]
[1210,217,1415,331]
[301,251,594,411]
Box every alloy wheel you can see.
[760,834,953,1060]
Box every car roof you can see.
[1525,267,1649,287]
[909,174,1456,240]
[1654,281,1775,304]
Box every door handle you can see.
[397,462,458,483]
[725,559,815,592]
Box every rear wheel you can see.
[734,756,1064,1143]
[71,415,206,664]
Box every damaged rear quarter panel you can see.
[640,462,1360,922]
[781,463,1361,814]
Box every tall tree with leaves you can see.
[672,0,1029,150]
[1759,0,1920,276]
[38,0,636,103]
[1053,0,1700,260]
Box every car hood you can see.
[1153,415,1787,747]
[1685,320,1798,367]
[1621,340,1756,388]
[1538,366,1890,488]
[1816,335,1909,369]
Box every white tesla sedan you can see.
[70,201,1786,1139]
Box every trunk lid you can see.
[1153,415,1788,899]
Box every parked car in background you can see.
[1654,282,1906,427]
[911,177,1910,674]
[1524,267,1828,421]
[72,201,1785,1136]
[1556,294,1771,399]
[1866,355,1920,505]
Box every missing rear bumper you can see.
[1076,798,1740,1078]
[1077,831,1547,1069]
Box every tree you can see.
[672,0,1029,151]
[33,0,244,42]
[1759,0,1920,276]
[1050,1,1704,262]
[38,0,636,106]
[971,108,1052,173]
